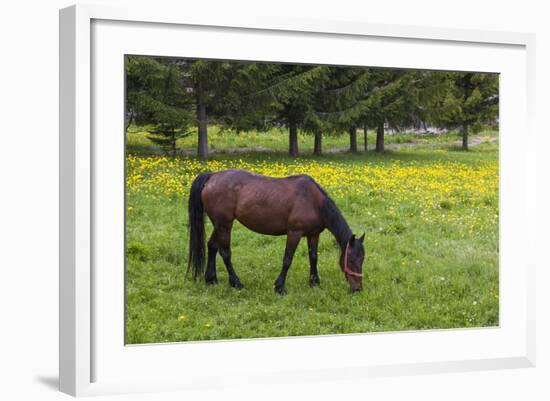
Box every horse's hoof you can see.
[205,277,218,285]
[230,280,244,290]
[309,277,321,287]
[274,285,286,295]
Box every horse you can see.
[187,169,365,294]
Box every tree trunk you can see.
[363,123,368,152]
[376,121,385,153]
[197,84,208,160]
[171,129,176,157]
[289,118,299,157]
[349,126,358,153]
[125,111,133,133]
[461,125,469,151]
[314,131,322,155]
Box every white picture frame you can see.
[59,3,536,397]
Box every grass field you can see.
[125,124,496,155]
[125,129,499,344]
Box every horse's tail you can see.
[187,172,213,280]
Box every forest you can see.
[125,56,498,158]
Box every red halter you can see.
[343,241,363,278]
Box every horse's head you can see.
[342,233,365,292]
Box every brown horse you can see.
[187,169,365,294]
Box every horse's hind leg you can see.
[307,234,320,287]
[217,223,244,289]
[205,232,218,285]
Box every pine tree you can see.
[308,66,374,156]
[429,72,498,150]
[125,56,193,156]
[264,65,330,156]
[184,60,235,159]
[139,58,244,160]
[365,69,419,153]
[320,68,415,154]
[219,62,281,133]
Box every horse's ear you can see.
[349,234,356,245]
[359,233,365,243]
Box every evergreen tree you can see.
[176,60,284,160]
[141,58,246,160]
[409,70,449,133]
[125,56,193,156]
[184,60,235,159]
[429,72,498,150]
[127,56,498,157]
[219,62,281,133]
[265,65,329,156]
[319,67,370,153]
[247,64,365,156]
[323,68,374,153]
[367,69,419,153]
[322,68,415,154]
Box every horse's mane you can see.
[306,177,352,248]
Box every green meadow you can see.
[125,129,499,344]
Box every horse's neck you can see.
[331,224,352,251]
[321,198,352,250]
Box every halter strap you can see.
[343,240,363,278]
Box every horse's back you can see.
[200,169,326,235]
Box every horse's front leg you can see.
[307,234,320,287]
[274,231,302,295]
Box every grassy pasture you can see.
[126,124,496,155]
[125,130,499,344]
